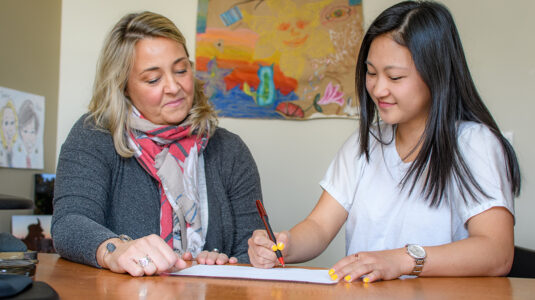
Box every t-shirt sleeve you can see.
[319,131,362,212]
[453,123,515,225]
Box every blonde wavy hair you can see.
[88,11,217,158]
[0,100,18,149]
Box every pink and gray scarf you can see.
[128,109,208,256]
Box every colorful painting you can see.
[195,0,363,119]
[0,86,45,169]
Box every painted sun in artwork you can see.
[195,0,363,119]
[241,0,334,80]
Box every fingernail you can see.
[363,277,370,283]
[271,245,278,251]
[330,274,338,281]
[344,275,351,282]
[277,242,285,250]
[328,269,335,276]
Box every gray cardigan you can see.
[52,115,263,267]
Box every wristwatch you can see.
[405,244,426,276]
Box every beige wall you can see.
[56,0,535,268]
[436,0,535,257]
[0,0,61,200]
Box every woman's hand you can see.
[329,248,413,283]
[247,229,290,268]
[97,234,187,276]
[182,250,237,265]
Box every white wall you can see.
[57,0,535,267]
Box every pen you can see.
[255,199,285,267]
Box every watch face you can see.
[408,244,426,258]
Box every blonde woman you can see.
[0,100,18,167]
[52,11,264,276]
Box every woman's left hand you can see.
[182,250,238,265]
[329,248,413,283]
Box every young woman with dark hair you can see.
[248,1,520,283]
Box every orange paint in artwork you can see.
[196,28,259,63]
[219,61,298,95]
[282,34,309,47]
[196,26,298,95]
[277,19,310,48]
[296,20,309,29]
[278,22,290,31]
[196,56,252,72]
[197,55,297,94]
[198,28,257,49]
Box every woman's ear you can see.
[124,81,130,98]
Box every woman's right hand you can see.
[247,229,290,268]
[97,234,187,276]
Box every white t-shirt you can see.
[319,122,514,255]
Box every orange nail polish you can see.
[271,245,278,251]
[328,269,335,276]
[344,275,351,282]
[277,242,285,251]
[363,277,370,283]
[331,274,338,281]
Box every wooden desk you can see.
[34,254,535,299]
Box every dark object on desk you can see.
[0,259,36,277]
[0,195,33,210]
[1,232,38,277]
[0,232,27,252]
[0,251,37,263]
[508,246,535,278]
[0,274,32,298]
[0,275,58,300]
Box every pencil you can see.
[255,199,285,267]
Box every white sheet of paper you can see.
[170,265,336,285]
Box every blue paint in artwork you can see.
[196,0,209,33]
[349,0,361,5]
[220,6,243,26]
[210,86,298,119]
[256,65,276,106]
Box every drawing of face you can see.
[277,19,310,48]
[2,107,16,147]
[20,117,37,152]
[241,0,334,79]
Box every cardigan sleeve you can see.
[51,116,118,267]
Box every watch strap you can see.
[406,244,426,276]
[410,257,425,275]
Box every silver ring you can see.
[212,248,219,253]
[138,255,152,268]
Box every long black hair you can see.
[355,1,521,206]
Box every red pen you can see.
[255,199,285,267]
